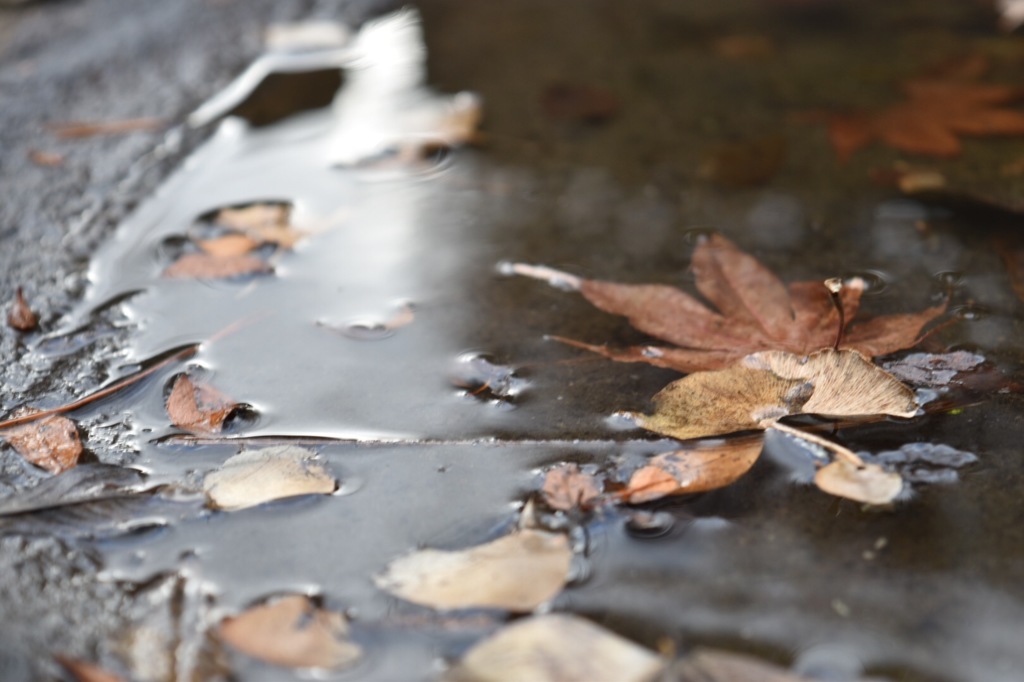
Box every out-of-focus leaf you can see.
[203,446,336,511]
[814,458,903,506]
[698,135,786,188]
[217,594,361,669]
[443,614,664,682]
[376,529,572,611]
[56,656,126,682]
[1,414,82,474]
[8,287,37,332]
[213,204,305,249]
[541,463,602,510]
[47,118,164,139]
[162,252,272,280]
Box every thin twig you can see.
[0,345,198,431]
[767,420,865,468]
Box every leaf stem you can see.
[824,278,845,351]
[767,420,865,468]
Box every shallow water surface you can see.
[21,1,1024,680]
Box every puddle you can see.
[6,1,1024,680]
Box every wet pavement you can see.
[3,1,1024,680]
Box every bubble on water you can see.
[844,269,889,295]
[934,270,964,288]
[624,510,675,539]
[952,303,990,321]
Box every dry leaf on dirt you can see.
[513,234,947,373]
[1,414,82,474]
[217,594,361,669]
[56,656,127,682]
[162,252,272,280]
[541,83,619,123]
[639,349,917,441]
[47,117,164,139]
[541,463,602,510]
[167,374,240,434]
[213,204,305,249]
[203,446,337,511]
[8,287,38,331]
[670,648,820,682]
[624,437,764,504]
[375,528,572,611]
[444,614,664,682]
[807,54,1024,160]
[28,149,65,167]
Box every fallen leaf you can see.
[809,56,1024,160]
[196,233,261,257]
[624,437,763,503]
[375,528,572,611]
[449,353,527,402]
[213,203,305,248]
[8,287,38,331]
[513,234,947,373]
[670,648,814,682]
[1,414,82,474]
[28,149,66,167]
[47,117,164,139]
[56,656,127,682]
[713,34,776,60]
[217,594,361,669]
[162,252,272,279]
[443,614,664,682]
[166,374,239,433]
[541,463,602,510]
[541,83,619,123]
[698,135,787,188]
[814,457,903,506]
[203,446,337,510]
[640,349,917,441]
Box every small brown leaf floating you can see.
[56,656,127,682]
[512,234,948,373]
[443,614,665,682]
[375,528,572,612]
[203,446,337,511]
[541,463,602,511]
[162,252,272,280]
[8,287,37,332]
[624,436,764,504]
[1,414,82,474]
[166,374,240,434]
[217,594,361,670]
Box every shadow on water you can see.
[10,1,1024,680]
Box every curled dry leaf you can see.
[375,529,572,611]
[814,458,903,506]
[640,349,916,442]
[167,374,240,434]
[443,614,664,682]
[217,594,361,669]
[203,446,336,511]
[56,656,126,682]
[541,463,602,510]
[514,234,947,373]
[162,252,272,279]
[8,287,38,331]
[213,203,305,249]
[625,437,764,504]
[1,414,82,474]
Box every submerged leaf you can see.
[162,252,272,279]
[376,529,572,611]
[1,414,82,474]
[640,349,917,441]
[203,446,336,510]
[213,203,305,248]
[167,374,240,434]
[515,234,947,373]
[443,614,664,682]
[625,437,764,503]
[541,463,602,510]
[217,594,361,669]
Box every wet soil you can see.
[3,1,1024,680]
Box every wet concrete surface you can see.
[3,1,1024,680]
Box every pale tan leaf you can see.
[204,446,337,511]
[815,458,903,505]
[375,529,572,611]
[217,594,361,669]
[2,414,82,474]
[443,614,664,682]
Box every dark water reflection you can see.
[54,1,1024,680]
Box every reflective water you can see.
[33,1,1024,680]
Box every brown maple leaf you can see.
[512,234,948,373]
[810,55,1024,160]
